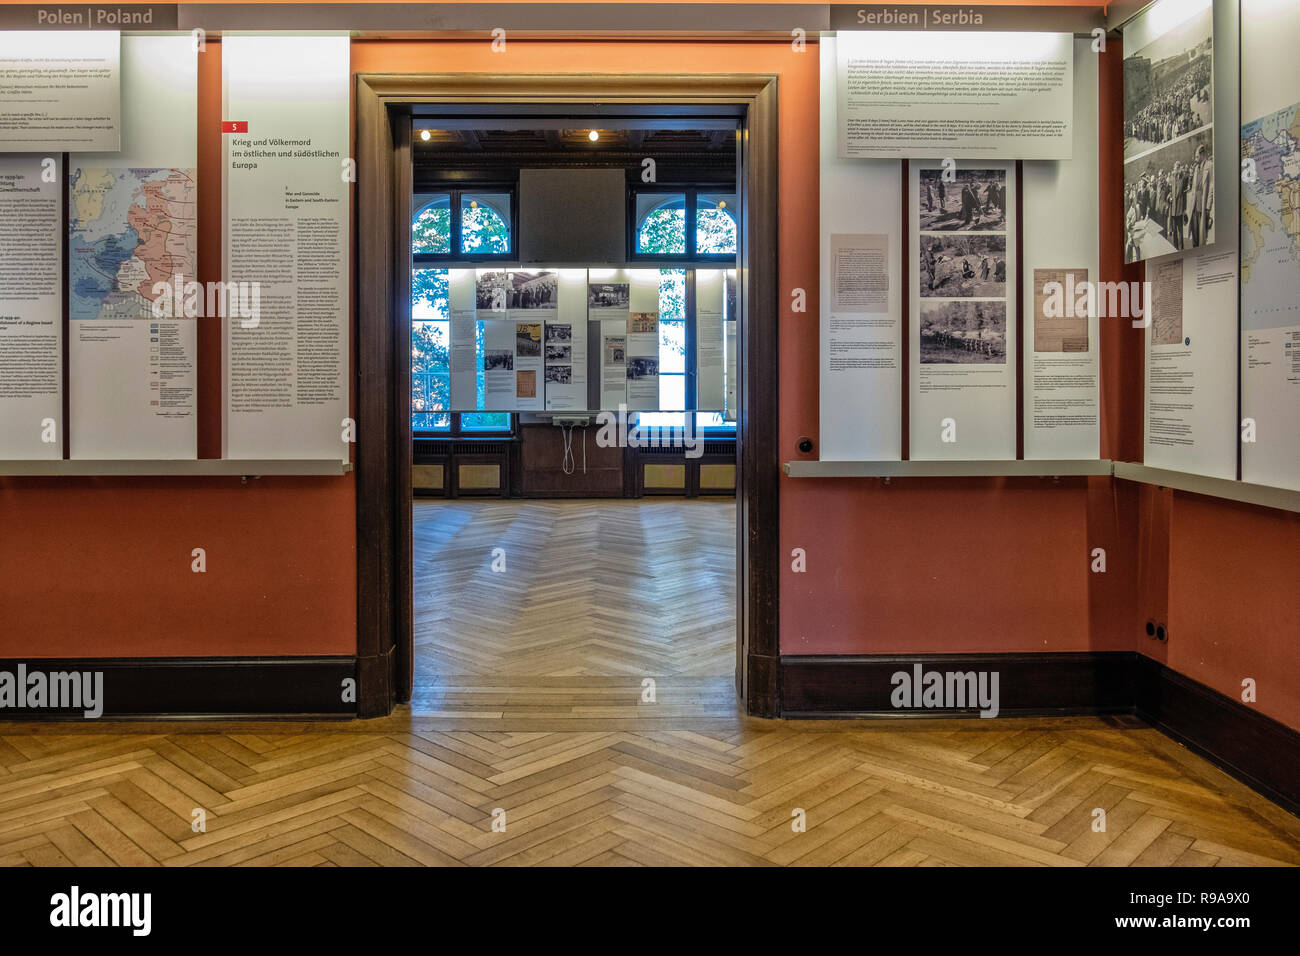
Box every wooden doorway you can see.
[354,73,780,718]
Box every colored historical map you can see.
[1241,103,1300,331]
[67,167,196,321]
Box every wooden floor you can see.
[1,498,1297,867]
[412,499,737,721]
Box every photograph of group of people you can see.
[918,167,1009,365]
[921,235,1006,299]
[476,270,559,312]
[544,323,574,387]
[917,169,1008,232]
[1125,133,1215,263]
[1122,6,1216,263]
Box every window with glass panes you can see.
[630,186,738,433]
[411,188,516,434]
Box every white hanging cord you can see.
[582,426,587,474]
[561,422,576,476]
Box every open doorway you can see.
[354,75,780,720]
[407,118,740,720]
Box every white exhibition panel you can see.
[1143,247,1239,480]
[835,30,1074,161]
[544,270,589,412]
[696,268,725,413]
[1021,38,1101,462]
[588,267,632,411]
[1240,0,1300,491]
[724,269,737,420]
[624,269,661,411]
[68,35,198,460]
[819,34,903,462]
[0,155,62,459]
[0,31,120,152]
[909,160,1018,461]
[222,34,351,462]
[447,269,478,412]
[1131,0,1241,481]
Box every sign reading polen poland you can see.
[836,31,1074,160]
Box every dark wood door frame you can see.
[354,73,780,718]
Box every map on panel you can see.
[1241,103,1300,331]
[67,167,197,321]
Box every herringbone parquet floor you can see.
[2,719,1298,866]
[1,500,1297,866]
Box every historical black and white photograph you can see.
[627,357,658,379]
[545,365,572,384]
[515,323,542,357]
[484,349,513,371]
[546,344,570,362]
[917,169,1007,232]
[587,282,630,311]
[920,235,1007,298]
[545,323,571,343]
[918,301,1007,365]
[1123,6,1213,161]
[475,271,508,312]
[1124,128,1215,263]
[507,270,557,310]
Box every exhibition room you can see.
[0,0,1298,896]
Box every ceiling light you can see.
[588,130,599,142]
[419,129,431,142]
[717,200,727,210]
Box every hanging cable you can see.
[561,422,576,476]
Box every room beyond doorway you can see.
[411,499,739,725]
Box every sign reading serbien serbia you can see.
[829,5,1104,33]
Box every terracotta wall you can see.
[1,26,1297,734]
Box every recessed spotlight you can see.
[419,129,431,142]
[588,130,600,142]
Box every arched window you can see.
[696,195,737,254]
[635,195,687,255]
[412,189,514,259]
[412,196,451,255]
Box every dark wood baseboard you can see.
[1134,655,1300,817]
[0,657,356,720]
[781,652,1137,718]
[780,651,1300,815]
